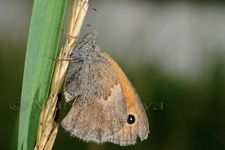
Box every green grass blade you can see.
[18,0,67,149]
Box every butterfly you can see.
[61,32,149,146]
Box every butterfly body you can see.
[61,33,149,146]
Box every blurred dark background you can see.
[1,0,225,149]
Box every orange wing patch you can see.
[102,52,141,117]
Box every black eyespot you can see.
[127,114,135,124]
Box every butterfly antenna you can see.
[91,8,99,38]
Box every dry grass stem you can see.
[34,0,89,149]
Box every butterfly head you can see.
[71,32,98,59]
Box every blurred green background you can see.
[1,0,225,149]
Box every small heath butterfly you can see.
[61,32,149,146]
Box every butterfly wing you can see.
[61,47,128,143]
[102,52,149,146]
